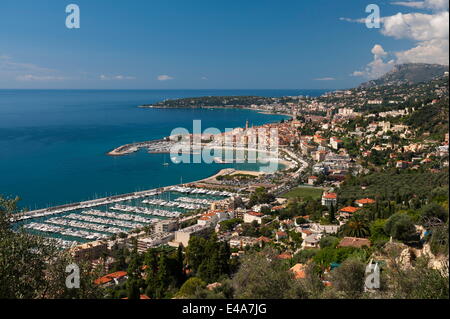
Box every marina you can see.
[12,189,163,222]
[142,198,206,210]
[46,217,124,235]
[64,213,144,229]
[110,204,183,218]
[167,186,237,197]
[82,209,157,224]
[13,185,234,246]
[24,222,110,241]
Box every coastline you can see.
[108,106,292,156]
[19,107,292,213]
[17,154,292,218]
[15,102,293,215]
[138,104,293,119]
[14,165,284,223]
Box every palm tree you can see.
[340,213,370,238]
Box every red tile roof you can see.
[355,198,376,205]
[323,193,337,199]
[338,237,371,248]
[290,263,306,279]
[246,212,263,217]
[203,212,217,216]
[277,253,292,260]
[122,295,151,300]
[339,206,360,213]
[257,236,271,242]
[94,271,127,285]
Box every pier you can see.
[12,184,238,247]
[107,138,172,156]
[11,188,165,222]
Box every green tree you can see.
[328,204,337,224]
[176,277,207,298]
[340,213,370,238]
[0,195,103,299]
[319,236,339,249]
[384,213,418,242]
[185,236,208,273]
[232,248,295,299]
[386,255,449,299]
[429,223,449,255]
[369,219,389,244]
[186,234,230,283]
[420,203,448,224]
[292,249,319,265]
[248,187,275,207]
[176,244,185,285]
[126,279,141,299]
[330,258,366,298]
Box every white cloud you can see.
[100,74,136,80]
[0,55,70,83]
[392,0,449,10]
[351,71,365,77]
[352,44,396,79]
[0,55,54,74]
[396,38,449,64]
[16,74,68,81]
[339,17,366,23]
[201,76,208,80]
[392,1,428,8]
[371,44,388,59]
[381,11,448,41]
[346,2,448,79]
[381,10,449,64]
[424,0,450,10]
[157,74,174,81]
[314,77,335,81]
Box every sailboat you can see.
[163,154,169,166]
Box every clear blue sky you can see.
[0,0,429,89]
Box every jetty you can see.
[11,189,164,222]
[107,138,173,156]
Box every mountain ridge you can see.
[360,63,449,88]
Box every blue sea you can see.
[0,89,327,210]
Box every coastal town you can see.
[2,0,450,310]
[1,64,449,300]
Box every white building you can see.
[321,192,337,207]
[170,224,212,247]
[154,220,178,233]
[243,212,264,224]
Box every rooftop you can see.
[94,271,127,285]
[355,198,376,205]
[277,253,292,260]
[256,236,271,242]
[339,206,360,213]
[322,192,337,199]
[338,237,371,248]
[246,211,264,217]
[290,263,306,279]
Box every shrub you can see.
[330,258,366,298]
[176,277,207,298]
[384,213,417,242]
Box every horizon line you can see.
[0,88,339,91]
